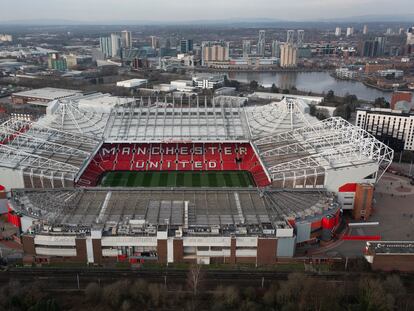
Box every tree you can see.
[309,104,317,116]
[187,264,204,296]
[271,83,279,93]
[315,108,330,120]
[84,282,102,304]
[357,277,393,311]
[326,90,335,100]
[249,80,259,91]
[334,104,352,120]
[344,94,359,111]
[373,97,390,108]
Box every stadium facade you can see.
[0,93,393,265]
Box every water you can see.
[226,71,400,102]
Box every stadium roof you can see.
[0,94,393,185]
[104,97,248,142]
[0,118,100,181]
[10,188,338,234]
[254,117,394,185]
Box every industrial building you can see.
[11,87,82,105]
[365,241,414,272]
[116,79,148,89]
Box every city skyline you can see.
[1,0,414,24]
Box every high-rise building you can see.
[242,40,251,58]
[363,25,368,35]
[280,43,297,68]
[110,33,121,57]
[201,41,230,66]
[385,28,393,35]
[0,34,13,42]
[150,36,159,49]
[297,30,304,47]
[356,107,414,152]
[361,37,386,57]
[286,30,295,45]
[257,30,266,56]
[99,36,112,58]
[406,27,414,45]
[121,30,132,49]
[271,40,280,58]
[346,27,354,37]
[180,39,193,53]
[335,27,342,37]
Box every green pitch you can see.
[100,171,256,188]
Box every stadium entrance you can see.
[99,171,256,188]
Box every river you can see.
[226,71,400,102]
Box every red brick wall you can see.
[92,239,102,264]
[75,238,87,263]
[230,237,236,264]
[373,255,414,272]
[257,238,277,265]
[157,239,167,264]
[21,235,35,255]
[173,239,183,263]
[391,92,412,109]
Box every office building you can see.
[280,43,297,68]
[361,37,386,57]
[201,41,229,66]
[297,30,304,47]
[192,74,225,89]
[356,107,414,151]
[363,25,368,35]
[346,27,354,37]
[271,40,280,58]
[180,39,193,53]
[407,27,414,45]
[335,27,342,37]
[257,30,266,56]
[242,40,251,58]
[0,34,12,42]
[335,68,359,79]
[116,79,148,88]
[286,30,295,45]
[150,36,159,49]
[99,36,112,58]
[110,33,121,58]
[47,52,67,71]
[121,30,132,49]
[378,69,403,79]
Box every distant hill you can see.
[0,15,412,26]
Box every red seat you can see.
[77,142,271,187]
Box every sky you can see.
[1,0,414,22]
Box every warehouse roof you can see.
[12,87,82,101]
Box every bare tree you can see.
[187,264,204,296]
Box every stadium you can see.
[0,93,393,265]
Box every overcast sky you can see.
[1,0,414,22]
